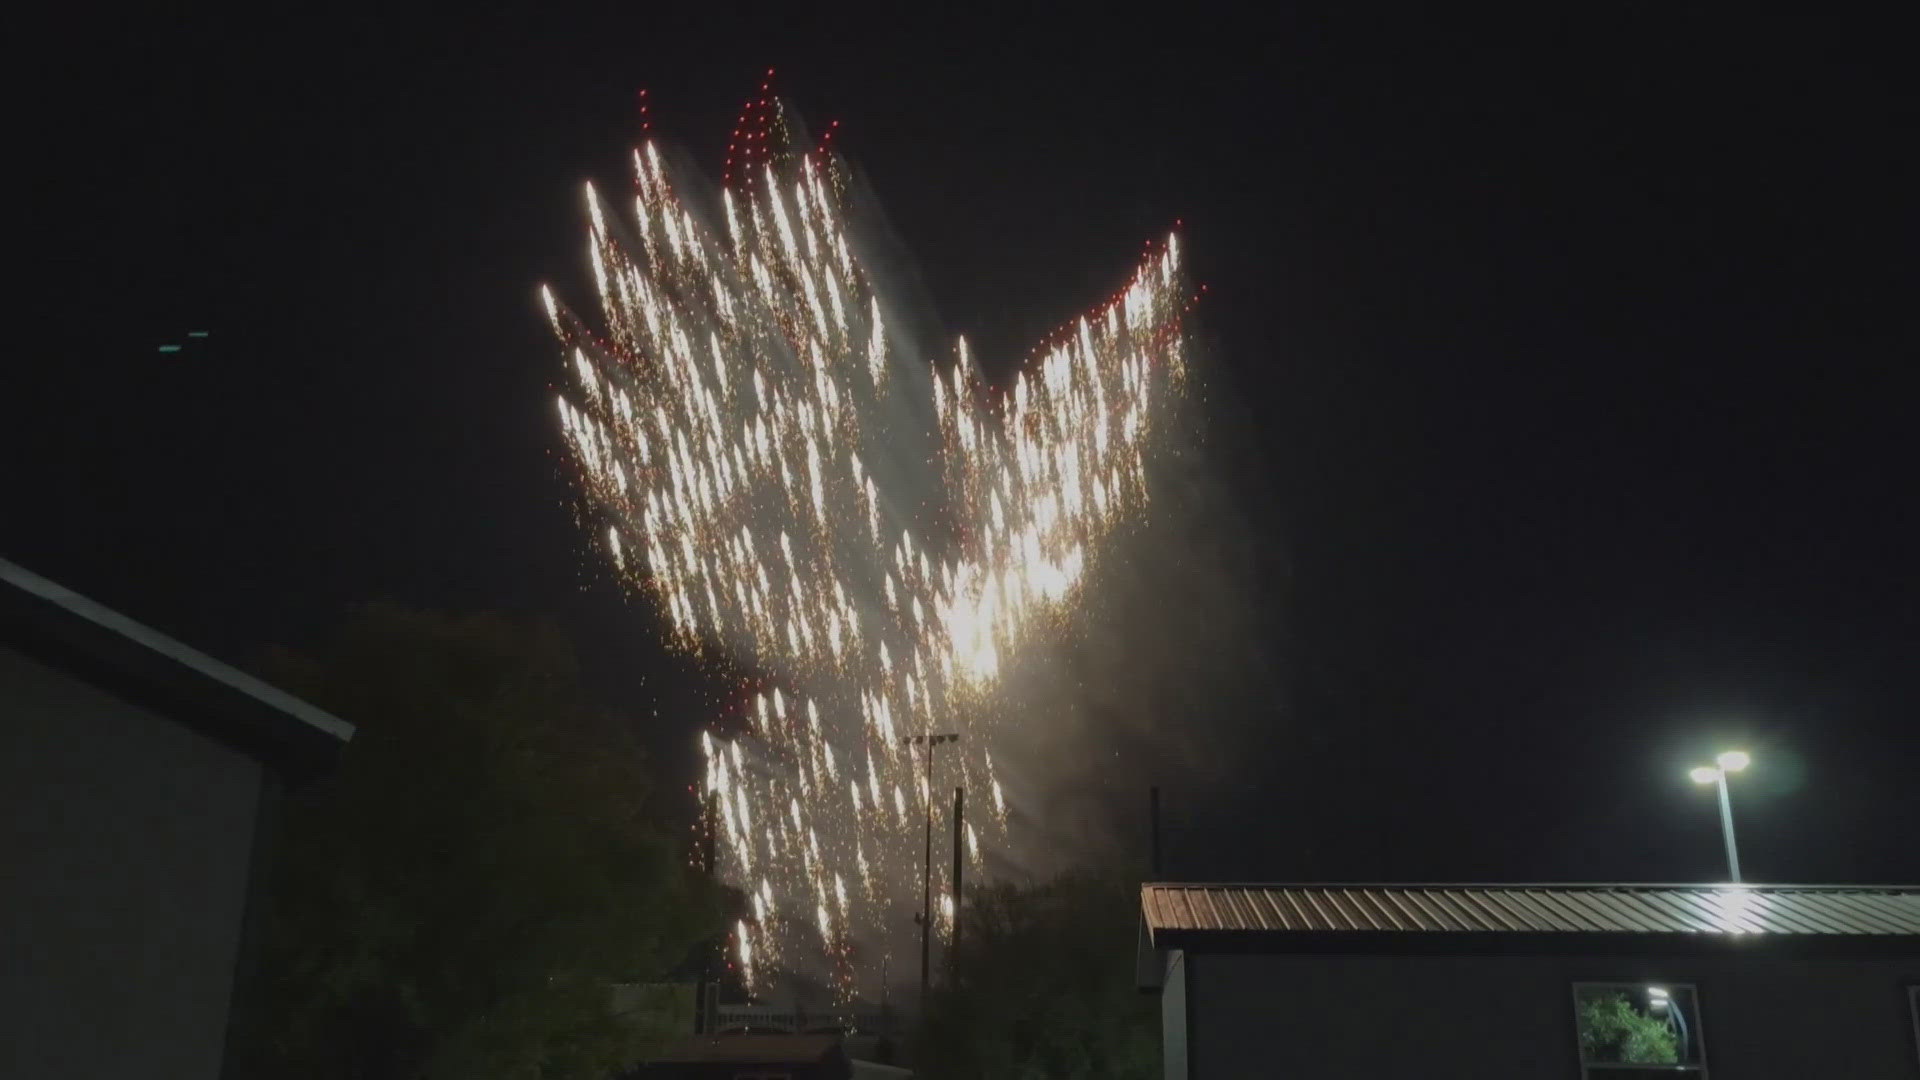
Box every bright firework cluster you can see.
[541,76,1192,998]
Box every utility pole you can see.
[951,786,964,982]
[901,732,957,1012]
[693,792,717,1033]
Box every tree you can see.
[915,871,1157,1080]
[1575,989,1680,1065]
[238,605,719,1079]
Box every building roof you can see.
[1145,883,1920,939]
[1,558,353,777]
[1140,883,1920,965]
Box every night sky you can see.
[14,11,1915,887]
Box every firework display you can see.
[541,86,1190,996]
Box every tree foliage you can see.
[239,605,718,1079]
[915,871,1156,1080]
[1576,989,1680,1065]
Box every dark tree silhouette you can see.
[916,871,1157,1079]
[239,605,719,1079]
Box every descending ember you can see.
[540,91,1190,997]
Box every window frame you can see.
[1568,980,1709,1077]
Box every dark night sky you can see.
[13,11,1915,886]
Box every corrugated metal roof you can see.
[1142,884,1920,942]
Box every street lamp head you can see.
[901,732,960,746]
[1691,751,1748,884]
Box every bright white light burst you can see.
[541,93,1191,997]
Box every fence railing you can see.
[713,1004,898,1034]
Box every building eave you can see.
[1,558,352,779]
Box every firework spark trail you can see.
[541,92,1190,996]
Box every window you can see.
[1908,984,1918,1067]
[1571,982,1706,1077]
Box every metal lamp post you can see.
[1648,986,1689,1060]
[1688,750,1751,883]
[902,732,957,1011]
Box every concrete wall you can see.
[1182,949,1920,1079]
[0,644,264,1080]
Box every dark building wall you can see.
[1183,949,1919,1079]
[1160,949,1188,1080]
[0,643,264,1080]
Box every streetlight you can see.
[901,732,958,1012]
[1689,750,1751,882]
[1647,986,1690,1060]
